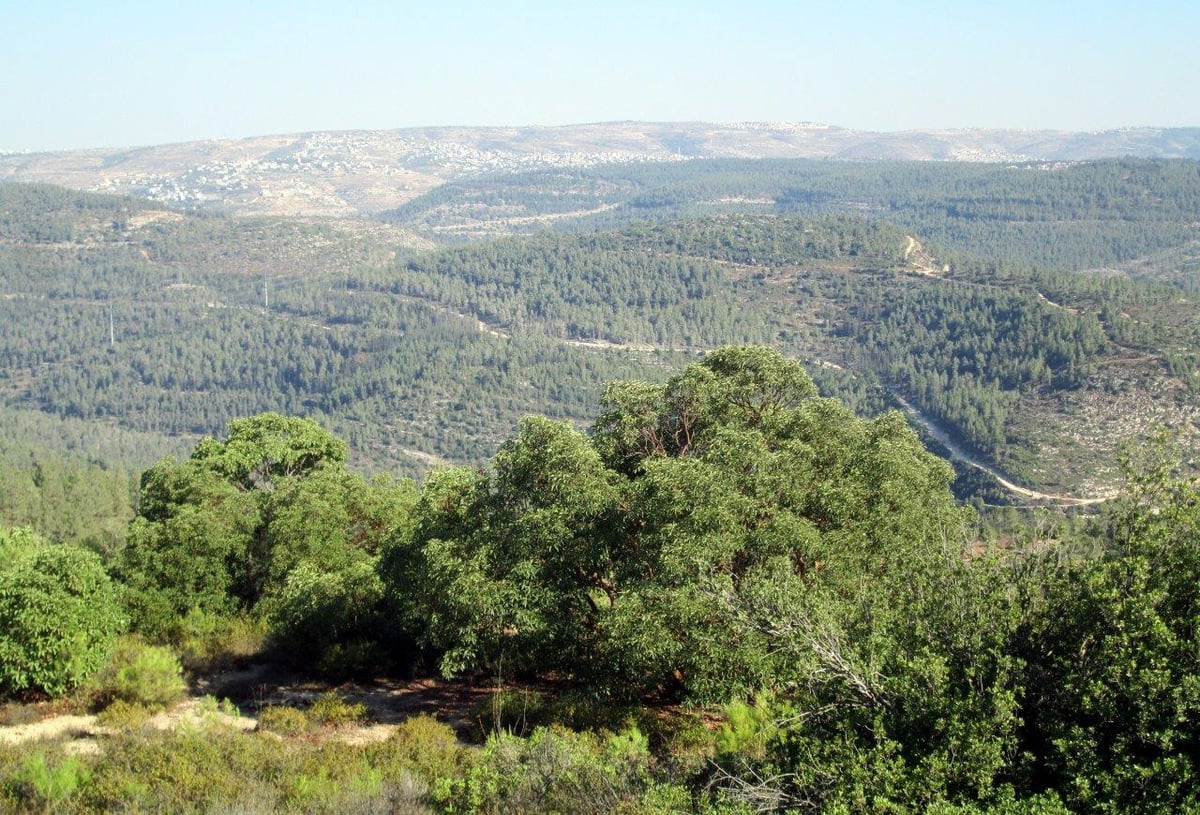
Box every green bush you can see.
[172,608,268,671]
[645,709,717,774]
[97,699,155,729]
[7,752,92,811]
[306,691,367,727]
[542,688,644,734]
[0,527,43,563]
[316,639,388,681]
[441,725,651,814]
[262,558,389,677]
[82,727,276,811]
[470,687,550,741]
[92,638,185,710]
[715,693,785,761]
[369,715,465,787]
[0,543,125,697]
[258,705,310,737]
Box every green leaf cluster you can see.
[0,528,125,697]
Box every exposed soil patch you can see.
[0,661,564,751]
[198,662,570,740]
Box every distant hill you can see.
[3,169,1198,500]
[1,122,1198,218]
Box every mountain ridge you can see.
[2,122,1198,219]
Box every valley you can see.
[1,146,1199,504]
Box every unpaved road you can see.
[892,394,1112,505]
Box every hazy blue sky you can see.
[3,0,1197,151]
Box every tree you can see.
[0,530,125,697]
[397,346,970,704]
[397,418,619,677]
[189,412,347,491]
[120,413,410,656]
[1013,433,1200,812]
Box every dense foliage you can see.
[5,151,1200,812]
[119,413,415,674]
[3,347,1200,811]
[0,528,124,697]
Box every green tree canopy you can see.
[392,346,969,701]
[0,530,125,697]
[121,413,412,659]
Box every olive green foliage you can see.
[91,638,185,710]
[256,693,367,738]
[393,157,1200,272]
[10,346,1200,810]
[96,699,155,729]
[6,171,1200,495]
[0,441,135,554]
[189,413,348,490]
[371,715,465,786]
[439,725,652,815]
[1011,434,1200,813]
[173,611,268,672]
[257,705,310,737]
[306,691,367,728]
[119,413,416,674]
[0,530,124,697]
[393,346,967,703]
[261,558,387,677]
[470,688,553,740]
[0,525,42,563]
[6,752,92,812]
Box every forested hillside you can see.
[388,157,1200,270]
[0,185,696,476]
[3,165,1199,498]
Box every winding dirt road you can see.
[891,393,1112,506]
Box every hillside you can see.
[386,158,1200,262]
[3,174,1198,500]
[2,123,1199,219]
[0,185,699,476]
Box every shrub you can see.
[258,705,310,737]
[0,527,43,563]
[715,693,785,761]
[97,699,154,729]
[0,543,125,697]
[470,687,550,741]
[543,688,643,733]
[306,691,367,727]
[176,609,268,671]
[81,727,278,811]
[441,725,651,814]
[196,694,242,720]
[92,637,185,710]
[369,715,464,786]
[316,639,388,681]
[261,558,389,676]
[646,708,717,772]
[0,702,41,727]
[7,752,92,811]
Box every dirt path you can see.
[902,235,942,275]
[0,714,98,746]
[0,669,520,753]
[891,393,1112,505]
[431,202,622,233]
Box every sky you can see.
[2,0,1198,152]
